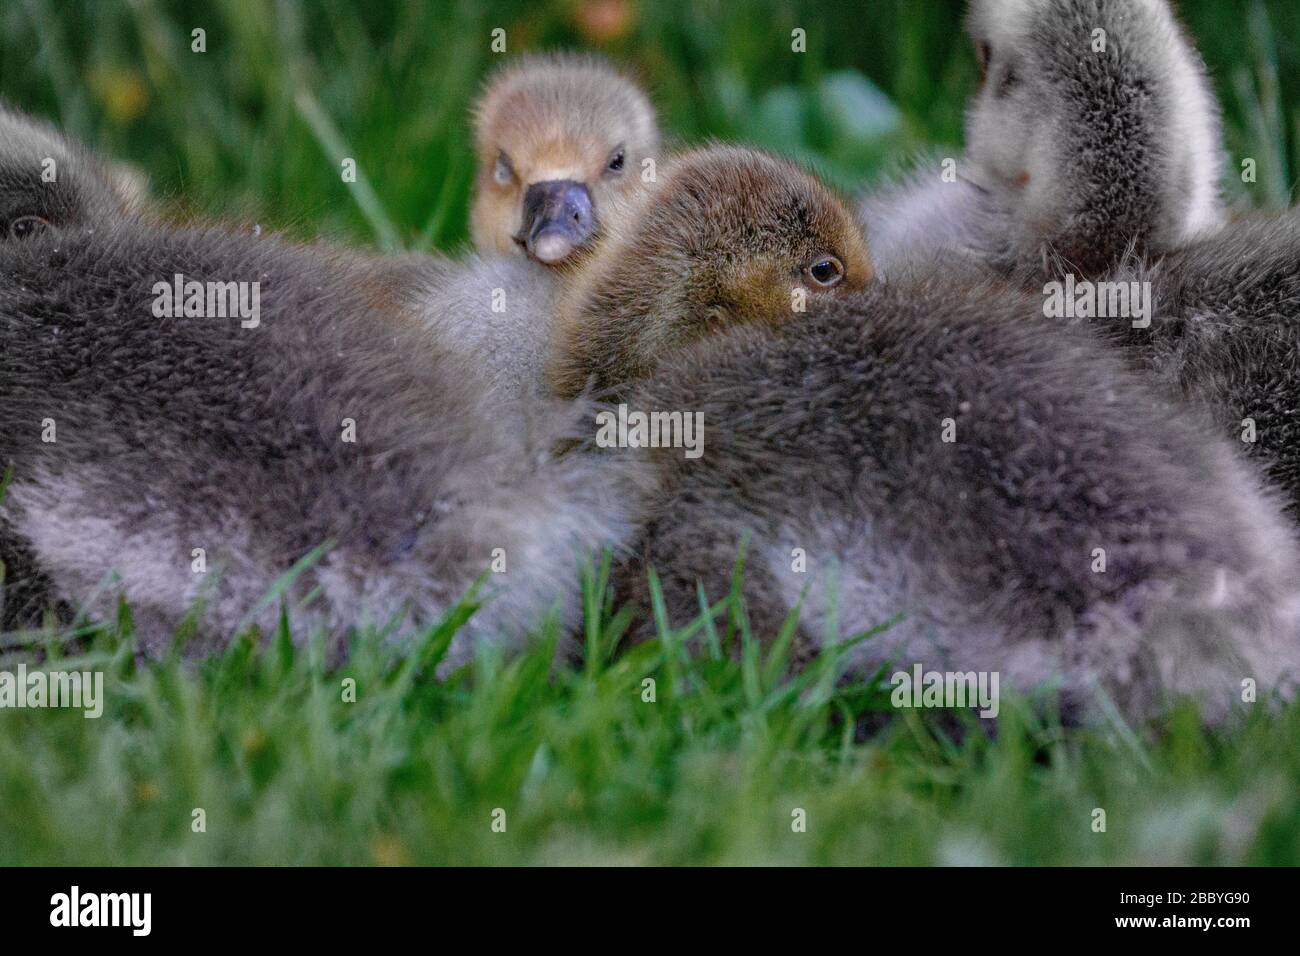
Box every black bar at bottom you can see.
[0,866,1284,941]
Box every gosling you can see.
[470,52,660,265]
[553,147,1300,724]
[861,0,1226,280]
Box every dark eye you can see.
[805,255,844,288]
[996,64,1019,97]
[976,41,991,79]
[606,147,625,173]
[493,151,515,186]
[9,215,50,239]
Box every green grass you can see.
[3,564,1299,866]
[3,0,1300,865]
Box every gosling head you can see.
[0,102,134,240]
[549,145,873,398]
[470,53,660,266]
[964,0,1224,275]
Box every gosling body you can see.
[620,277,1300,722]
[548,142,1300,722]
[0,217,644,661]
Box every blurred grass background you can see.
[2,0,1297,253]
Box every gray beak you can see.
[515,179,595,264]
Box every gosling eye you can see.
[804,255,845,288]
[9,215,50,240]
[995,63,1019,97]
[493,151,515,186]
[605,145,626,175]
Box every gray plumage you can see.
[0,215,644,664]
[862,3,1300,520]
[858,158,1011,280]
[0,102,131,236]
[402,251,561,423]
[0,103,131,630]
[614,273,1300,723]
[1092,214,1300,518]
[861,0,1225,279]
[920,2,1300,518]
